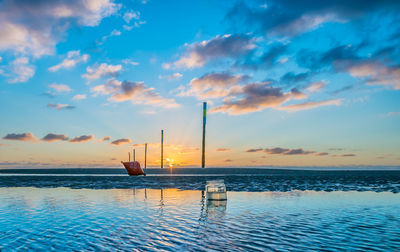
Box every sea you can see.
[0,168,399,251]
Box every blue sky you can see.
[0,0,399,168]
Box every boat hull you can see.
[121,161,146,176]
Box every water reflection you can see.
[1,188,399,251]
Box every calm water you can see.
[0,188,399,251]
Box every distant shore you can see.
[0,166,400,175]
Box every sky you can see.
[0,0,399,168]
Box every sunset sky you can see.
[0,0,399,168]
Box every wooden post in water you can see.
[145,143,147,170]
[161,130,164,168]
[202,102,207,168]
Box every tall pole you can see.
[133,149,135,162]
[129,152,130,162]
[161,130,164,169]
[145,143,147,170]
[202,102,207,168]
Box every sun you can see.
[166,157,175,168]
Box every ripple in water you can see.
[0,188,399,251]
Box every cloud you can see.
[97,29,122,45]
[173,34,256,68]
[179,72,334,115]
[123,21,146,30]
[42,133,68,142]
[246,147,319,155]
[347,62,400,90]
[69,135,94,143]
[8,57,35,83]
[48,50,89,72]
[103,136,110,141]
[333,154,356,157]
[49,83,72,93]
[305,81,326,93]
[0,0,120,57]
[296,44,360,70]
[47,103,76,110]
[123,11,140,23]
[83,63,122,80]
[178,72,249,99]
[92,79,179,108]
[158,73,183,81]
[385,111,400,116]
[280,71,312,85]
[111,138,131,145]
[246,148,263,152]
[263,147,290,154]
[283,148,315,155]
[238,43,287,69]
[122,59,139,66]
[2,133,36,142]
[295,42,400,90]
[316,152,329,156]
[210,82,305,115]
[279,99,342,112]
[122,10,146,30]
[224,159,233,162]
[227,0,400,37]
[72,94,86,101]
[216,148,231,152]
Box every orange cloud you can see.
[279,99,341,112]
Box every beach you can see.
[0,168,399,250]
[0,168,399,193]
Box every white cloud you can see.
[49,83,72,93]
[172,34,256,69]
[9,57,35,83]
[178,72,248,99]
[158,73,183,81]
[123,21,146,30]
[47,103,75,110]
[48,50,89,72]
[123,11,140,23]
[83,63,122,80]
[122,59,139,66]
[97,29,122,45]
[0,0,120,58]
[72,94,87,101]
[91,79,179,108]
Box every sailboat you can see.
[121,148,146,176]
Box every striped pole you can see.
[202,102,207,168]
[145,143,147,170]
[161,130,164,168]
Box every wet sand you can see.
[0,168,399,192]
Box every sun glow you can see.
[166,157,175,168]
